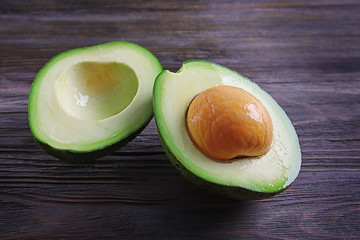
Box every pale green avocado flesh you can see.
[153,61,301,199]
[29,41,162,162]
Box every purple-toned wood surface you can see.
[0,0,359,239]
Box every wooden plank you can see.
[0,0,359,239]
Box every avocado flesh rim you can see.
[29,41,162,156]
[153,61,301,194]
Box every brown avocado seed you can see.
[186,85,273,161]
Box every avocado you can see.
[153,60,301,200]
[29,41,162,162]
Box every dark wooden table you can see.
[1,1,359,239]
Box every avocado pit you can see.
[186,85,273,161]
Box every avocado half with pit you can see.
[29,41,162,162]
[153,60,301,200]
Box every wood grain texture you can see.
[1,0,359,239]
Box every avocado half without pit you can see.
[153,60,301,200]
[29,41,162,162]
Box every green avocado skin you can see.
[155,121,283,200]
[34,118,151,163]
